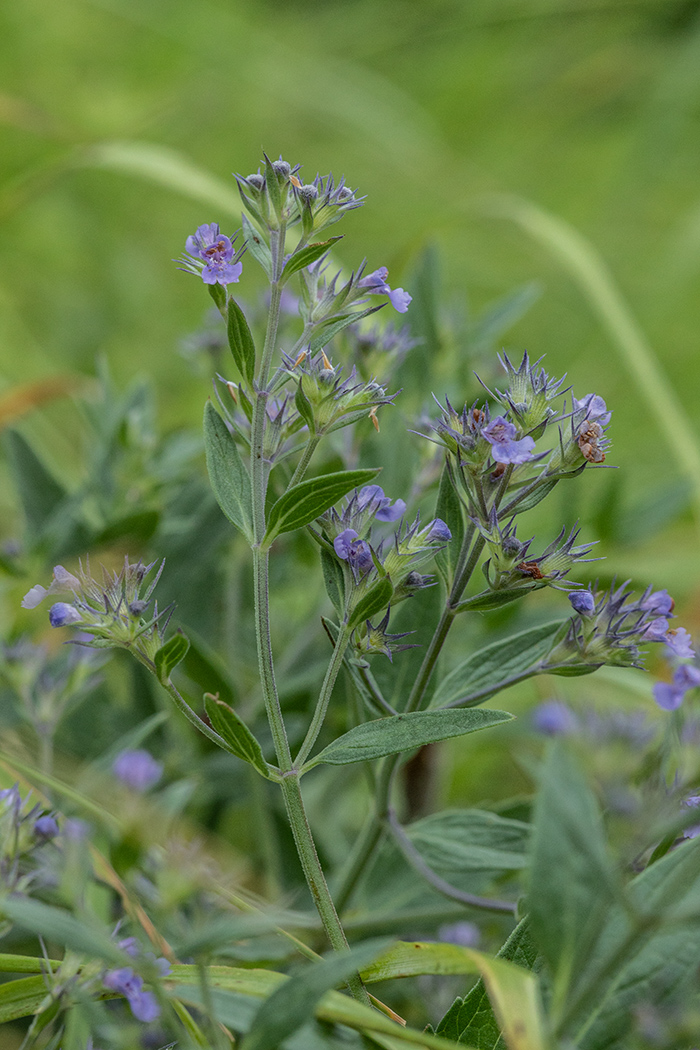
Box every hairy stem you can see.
[288,435,320,489]
[296,623,352,767]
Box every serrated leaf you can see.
[263,468,379,546]
[203,695,269,777]
[308,708,512,767]
[4,429,67,540]
[434,461,465,587]
[203,401,253,541]
[282,237,343,280]
[242,214,273,279]
[362,941,547,1050]
[241,939,389,1050]
[320,548,345,616]
[155,630,190,683]
[227,297,256,385]
[529,744,618,1005]
[430,620,565,709]
[308,306,383,354]
[347,576,394,631]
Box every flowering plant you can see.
[3,153,700,1050]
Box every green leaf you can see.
[0,898,124,965]
[263,468,380,546]
[242,214,273,279]
[437,920,538,1050]
[180,629,238,707]
[456,586,542,613]
[204,695,269,776]
[347,576,394,631]
[294,379,316,434]
[282,237,343,280]
[91,509,160,547]
[430,620,565,709]
[4,429,67,541]
[0,953,58,974]
[508,478,559,515]
[434,461,465,587]
[407,809,530,883]
[308,306,383,354]
[208,281,227,315]
[241,939,389,1050]
[308,708,512,767]
[320,548,345,616]
[529,744,618,1005]
[227,297,256,385]
[155,630,190,683]
[362,941,547,1050]
[203,401,253,541]
[563,836,700,1049]
[0,975,48,1023]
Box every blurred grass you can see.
[3,0,700,603]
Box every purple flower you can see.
[22,565,80,609]
[49,603,82,628]
[665,628,695,659]
[568,589,595,616]
[333,529,374,574]
[674,665,700,690]
[572,393,612,425]
[185,224,242,286]
[103,967,160,1023]
[652,682,684,711]
[424,519,452,543]
[34,815,59,841]
[357,485,406,522]
[358,267,412,313]
[532,700,578,735]
[112,749,163,792]
[640,589,674,616]
[128,989,160,1023]
[439,921,481,948]
[482,416,536,465]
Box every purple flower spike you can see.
[34,815,59,840]
[665,628,695,659]
[113,749,163,792]
[425,519,452,542]
[359,267,412,313]
[568,590,596,616]
[482,416,536,465]
[185,223,242,286]
[49,603,82,628]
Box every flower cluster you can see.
[476,514,597,593]
[21,559,171,664]
[0,785,60,895]
[284,350,398,435]
[236,157,364,236]
[547,582,694,670]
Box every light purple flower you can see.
[103,967,160,1023]
[640,589,674,616]
[674,665,700,690]
[113,749,163,792]
[333,529,374,574]
[439,921,480,948]
[49,603,82,628]
[128,989,160,1023]
[665,628,695,659]
[22,565,80,609]
[358,267,412,313]
[482,416,536,465]
[34,815,59,840]
[641,617,670,642]
[185,223,242,286]
[568,589,596,616]
[357,485,406,522]
[573,394,611,425]
[532,700,578,735]
[652,682,684,711]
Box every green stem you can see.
[296,623,352,768]
[288,435,320,488]
[280,774,371,1005]
[252,548,292,770]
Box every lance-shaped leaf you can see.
[263,468,379,546]
[241,939,390,1050]
[0,899,124,966]
[430,620,566,709]
[4,429,67,541]
[308,305,383,354]
[347,576,394,631]
[456,585,546,613]
[306,708,512,768]
[0,976,49,1024]
[242,214,273,279]
[227,297,256,385]
[434,461,465,587]
[203,401,253,542]
[282,237,343,280]
[204,695,270,777]
[320,549,345,616]
[155,630,190,684]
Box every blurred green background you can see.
[3,0,700,610]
